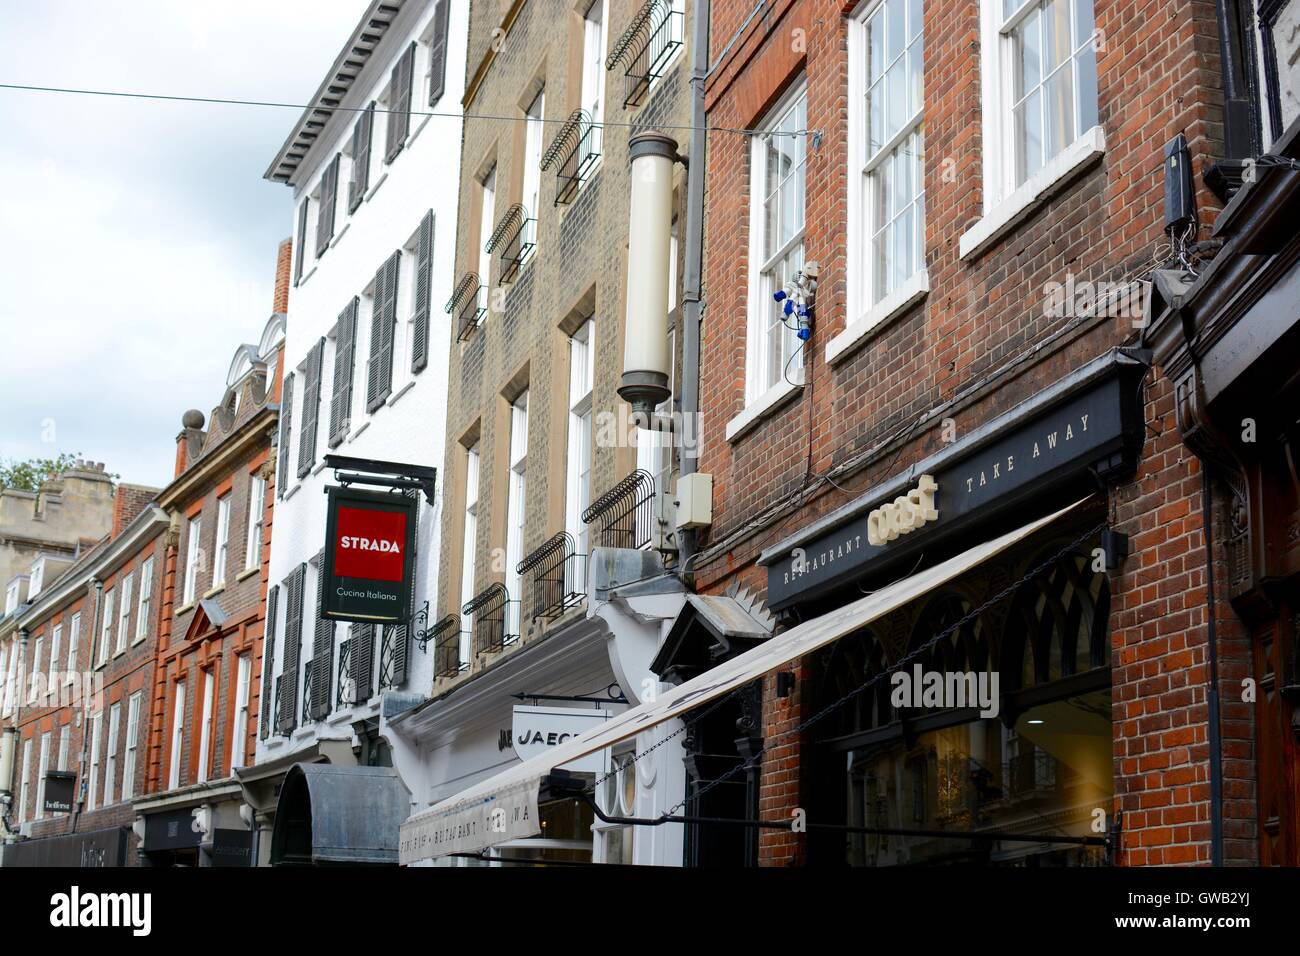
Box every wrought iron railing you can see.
[379,623,408,690]
[462,582,517,656]
[606,0,683,109]
[272,675,283,735]
[431,614,463,679]
[484,203,535,284]
[336,639,352,709]
[517,531,586,622]
[301,659,314,726]
[447,271,486,341]
[540,109,601,205]
[583,469,657,550]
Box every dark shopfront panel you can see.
[754,354,1143,867]
[803,510,1113,867]
[1,826,130,867]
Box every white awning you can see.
[398,498,1085,864]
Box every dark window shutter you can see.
[428,1,450,107]
[349,104,374,213]
[259,585,279,740]
[315,155,339,258]
[411,210,434,374]
[297,338,325,478]
[365,261,387,412]
[293,200,308,286]
[351,623,375,704]
[387,623,409,687]
[276,372,295,498]
[329,298,359,448]
[277,564,306,734]
[385,43,415,162]
[309,558,334,720]
[366,251,400,411]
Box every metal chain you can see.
[664,520,1108,817]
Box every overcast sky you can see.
[0,1,365,489]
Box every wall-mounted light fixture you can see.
[619,132,680,418]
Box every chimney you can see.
[272,237,293,315]
[112,484,160,537]
[176,409,206,478]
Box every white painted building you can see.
[242,0,466,865]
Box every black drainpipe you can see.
[1200,465,1226,866]
[677,0,711,578]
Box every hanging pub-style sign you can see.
[320,485,418,624]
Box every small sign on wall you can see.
[320,486,417,624]
[510,705,610,774]
[42,771,76,814]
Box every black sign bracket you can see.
[324,454,437,507]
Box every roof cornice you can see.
[156,407,276,512]
[264,0,409,186]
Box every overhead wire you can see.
[0,82,816,139]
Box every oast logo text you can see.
[49,886,151,937]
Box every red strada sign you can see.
[334,506,407,582]
[321,485,418,624]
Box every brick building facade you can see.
[687,0,1279,867]
[133,301,284,866]
[0,486,163,866]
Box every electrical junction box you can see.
[674,473,713,530]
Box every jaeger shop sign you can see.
[765,367,1142,607]
[321,486,417,624]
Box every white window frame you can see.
[182,515,202,605]
[245,474,266,570]
[49,623,62,686]
[843,0,929,353]
[504,393,529,638]
[65,611,80,679]
[476,166,497,313]
[30,635,43,702]
[35,732,50,821]
[121,692,142,800]
[565,320,595,591]
[581,0,609,168]
[522,89,546,251]
[745,83,809,409]
[167,680,186,790]
[18,738,31,823]
[97,587,114,668]
[87,711,103,812]
[197,669,215,784]
[230,654,251,771]
[115,571,133,655]
[104,702,121,806]
[212,495,231,588]
[135,558,153,644]
[57,723,71,772]
[964,0,1103,257]
[459,444,480,665]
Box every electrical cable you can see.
[0,82,816,140]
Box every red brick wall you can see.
[111,484,158,538]
[698,0,1239,865]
